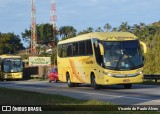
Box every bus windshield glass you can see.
[3,58,23,73]
[102,40,143,70]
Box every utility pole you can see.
[31,0,37,54]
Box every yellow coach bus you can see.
[57,32,147,89]
[0,55,23,81]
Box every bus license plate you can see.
[123,79,130,83]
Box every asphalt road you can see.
[0,80,160,105]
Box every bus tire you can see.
[66,73,74,87]
[91,74,100,89]
[124,84,132,89]
[74,83,80,87]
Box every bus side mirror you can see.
[99,43,104,56]
[140,41,147,54]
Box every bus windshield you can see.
[102,40,143,70]
[2,58,23,73]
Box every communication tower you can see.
[51,0,57,30]
[31,0,37,54]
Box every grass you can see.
[143,80,160,85]
[0,87,109,105]
[0,87,158,114]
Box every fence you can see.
[23,66,50,79]
[144,74,160,82]
[23,66,38,79]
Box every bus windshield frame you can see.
[101,40,143,71]
[2,58,23,73]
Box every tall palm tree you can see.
[112,27,118,32]
[104,23,112,32]
[132,24,140,35]
[119,22,130,32]
[59,26,77,39]
[139,22,146,29]
[95,27,103,32]
[59,26,67,37]
[86,27,94,33]
[66,26,77,37]
[78,27,94,35]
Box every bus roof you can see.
[58,32,137,45]
[0,55,21,59]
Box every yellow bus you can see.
[0,55,23,81]
[57,32,147,89]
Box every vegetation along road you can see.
[0,80,160,105]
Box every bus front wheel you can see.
[91,74,100,89]
[66,73,74,87]
[124,84,132,89]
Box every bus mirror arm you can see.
[99,43,104,56]
[142,55,145,61]
[140,41,147,54]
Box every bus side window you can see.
[79,41,85,55]
[73,43,78,56]
[58,45,62,57]
[67,43,73,57]
[62,44,67,57]
[86,40,93,55]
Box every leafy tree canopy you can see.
[0,32,25,54]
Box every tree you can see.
[86,27,94,33]
[95,27,104,32]
[104,23,112,32]
[112,27,118,32]
[22,23,58,46]
[139,22,146,29]
[38,23,58,44]
[21,29,31,45]
[131,24,140,36]
[59,26,77,40]
[119,22,131,32]
[78,27,94,35]
[0,32,25,54]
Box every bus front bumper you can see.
[3,73,23,79]
[96,73,143,85]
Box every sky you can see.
[0,0,160,47]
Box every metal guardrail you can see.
[144,74,160,82]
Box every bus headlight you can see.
[108,73,112,76]
[139,71,143,74]
[3,74,8,78]
[103,71,113,76]
[137,69,143,75]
